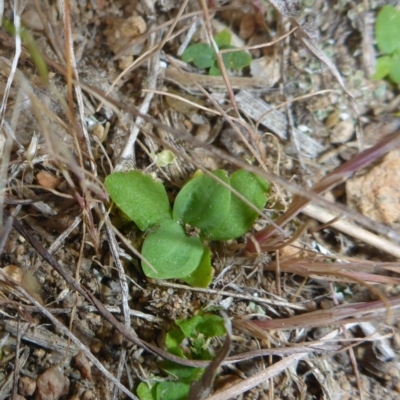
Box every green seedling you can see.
[105,169,268,287]
[373,5,400,83]
[2,18,49,85]
[181,29,252,76]
[136,313,226,400]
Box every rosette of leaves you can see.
[181,29,252,76]
[105,169,268,287]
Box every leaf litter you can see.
[1,0,400,399]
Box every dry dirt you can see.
[1,1,400,400]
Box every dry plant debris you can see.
[1,0,400,399]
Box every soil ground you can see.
[1,1,400,400]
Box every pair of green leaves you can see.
[373,5,400,84]
[105,169,268,286]
[181,29,252,76]
[136,314,226,400]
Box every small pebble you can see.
[81,390,95,400]
[330,120,354,144]
[36,171,61,190]
[392,333,400,350]
[36,366,68,400]
[18,376,36,397]
[393,379,400,393]
[74,351,92,380]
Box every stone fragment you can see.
[346,149,400,225]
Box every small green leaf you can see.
[165,329,186,352]
[219,45,251,71]
[207,171,269,241]
[155,150,176,167]
[197,314,226,337]
[220,45,235,69]
[2,18,49,85]
[156,381,190,400]
[389,51,400,83]
[375,5,400,54]
[137,382,157,400]
[208,63,222,76]
[173,170,231,233]
[176,315,204,338]
[372,56,392,80]
[182,247,213,288]
[163,361,204,383]
[214,30,231,47]
[230,50,252,70]
[182,43,215,69]
[194,346,213,361]
[105,171,171,231]
[141,219,204,279]
[191,335,210,359]
[167,346,186,359]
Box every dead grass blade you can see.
[265,256,400,285]
[239,295,400,331]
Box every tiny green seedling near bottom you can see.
[105,169,268,287]
[136,313,226,400]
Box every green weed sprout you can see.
[181,30,252,76]
[2,18,49,85]
[373,5,400,83]
[105,169,268,287]
[136,313,226,400]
